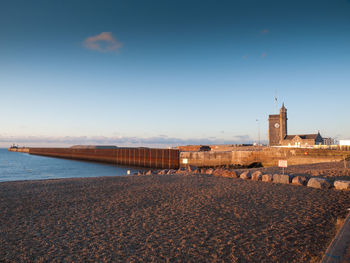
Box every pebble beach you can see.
[1,169,349,262]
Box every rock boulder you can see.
[166,169,176,175]
[273,174,292,184]
[176,168,187,174]
[262,174,273,182]
[251,171,262,181]
[333,180,350,190]
[292,176,308,186]
[145,170,153,176]
[158,169,168,175]
[188,165,199,173]
[221,170,238,178]
[240,171,251,180]
[206,168,214,175]
[213,169,224,176]
[307,178,331,189]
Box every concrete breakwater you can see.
[11,147,180,169]
[8,146,350,169]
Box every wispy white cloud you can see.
[0,135,254,148]
[83,32,122,53]
[233,135,251,141]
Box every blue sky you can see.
[1,0,350,147]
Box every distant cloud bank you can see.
[83,32,122,53]
[0,135,253,148]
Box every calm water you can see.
[0,148,144,182]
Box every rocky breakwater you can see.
[137,165,350,192]
[136,165,202,177]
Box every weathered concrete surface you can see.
[307,178,331,189]
[273,174,292,184]
[334,181,350,191]
[180,147,349,168]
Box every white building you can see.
[339,140,350,146]
[323,137,335,145]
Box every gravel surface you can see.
[1,174,349,262]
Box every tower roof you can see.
[280,102,287,111]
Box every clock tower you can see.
[268,103,288,146]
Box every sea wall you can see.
[180,147,350,167]
[9,146,350,169]
[29,148,179,169]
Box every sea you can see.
[0,148,144,182]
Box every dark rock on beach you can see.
[262,174,273,182]
[240,170,251,179]
[292,175,308,186]
[334,180,350,190]
[273,173,292,184]
[307,178,331,189]
[251,171,262,181]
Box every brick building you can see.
[281,133,323,147]
[268,104,323,147]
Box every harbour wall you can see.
[180,147,350,167]
[28,148,180,169]
[8,146,350,169]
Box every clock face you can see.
[274,123,280,128]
